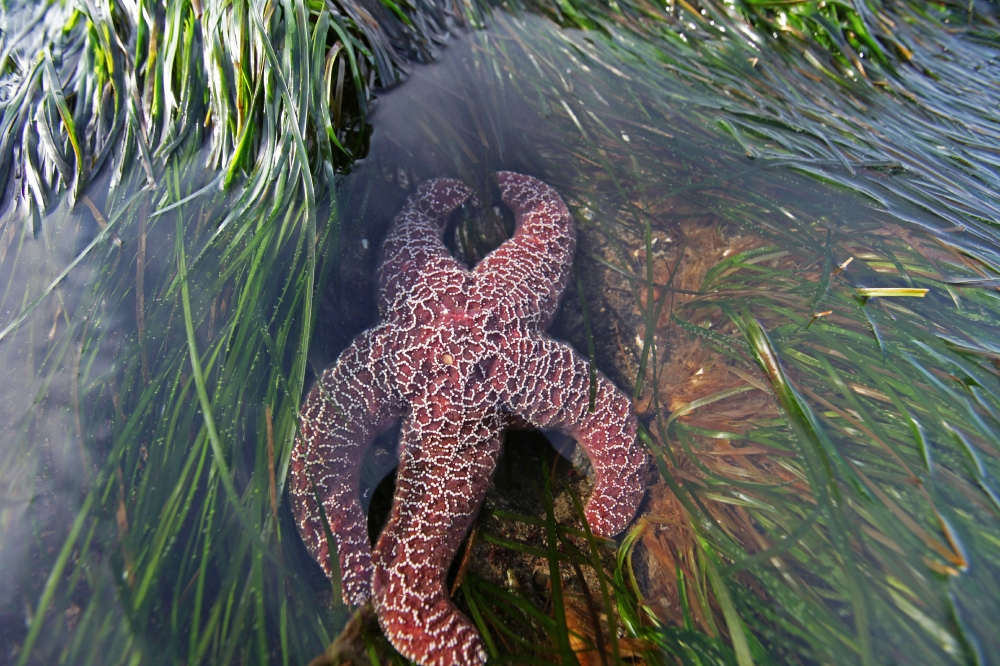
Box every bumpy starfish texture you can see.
[290,172,646,666]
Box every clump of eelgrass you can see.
[0,0,461,229]
[497,0,1000,274]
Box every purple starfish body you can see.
[290,172,646,666]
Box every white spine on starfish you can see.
[476,171,576,329]
[372,407,503,666]
[495,335,644,536]
[378,179,477,318]
[289,324,404,606]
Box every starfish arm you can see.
[289,325,405,605]
[496,336,646,537]
[371,408,507,666]
[475,172,576,329]
[377,178,478,315]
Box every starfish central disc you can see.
[290,172,646,666]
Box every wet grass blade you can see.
[541,462,580,666]
[16,495,94,666]
[742,315,873,666]
[855,288,930,298]
[566,487,621,665]
[698,535,753,666]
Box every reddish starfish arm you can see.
[289,325,404,605]
[371,408,507,666]
[475,171,576,329]
[377,178,478,315]
[497,336,646,537]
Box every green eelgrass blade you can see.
[541,462,580,666]
[16,495,95,666]
[565,487,622,665]
[461,582,500,660]
[698,535,754,666]
[0,187,144,344]
[810,228,834,310]
[311,481,344,606]
[175,211,272,555]
[742,315,873,666]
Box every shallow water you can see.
[2,1,1000,664]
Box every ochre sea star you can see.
[290,172,646,666]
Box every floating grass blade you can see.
[566,487,621,665]
[856,287,930,298]
[15,495,95,666]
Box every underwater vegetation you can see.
[0,0,999,664]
